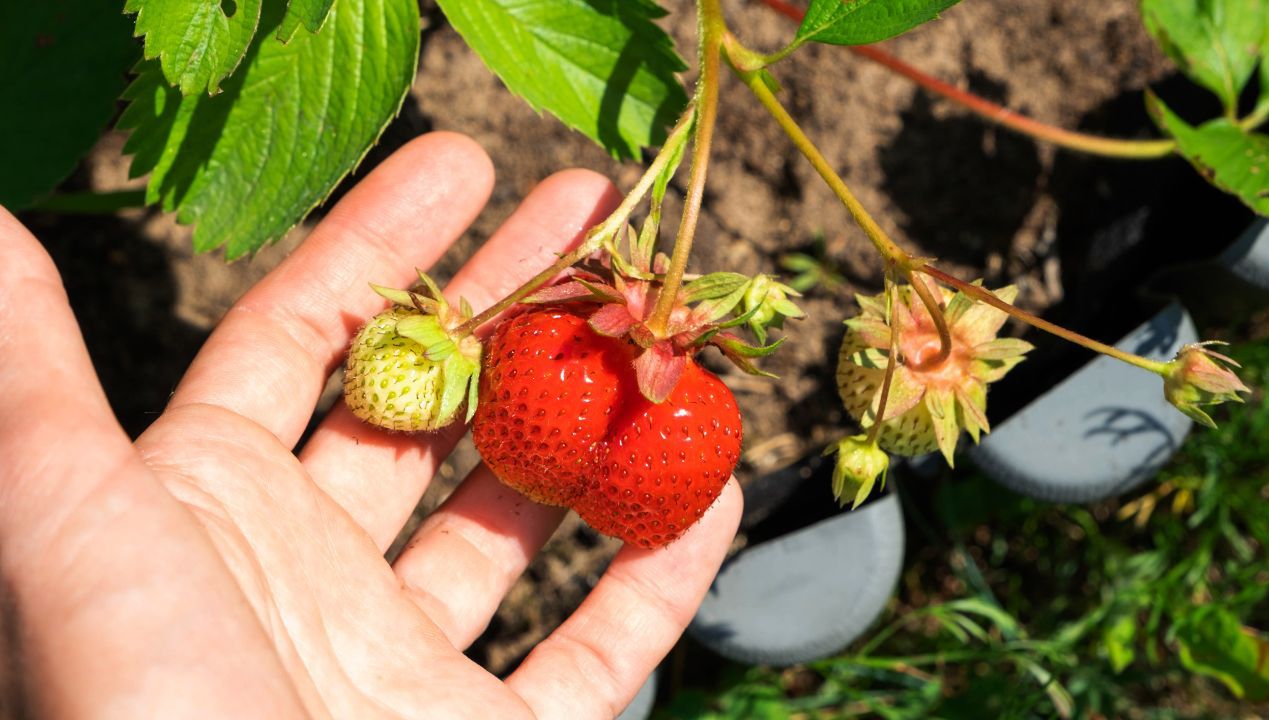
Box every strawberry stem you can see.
[454,108,697,338]
[647,0,726,337]
[729,39,957,368]
[868,273,903,445]
[905,268,952,370]
[727,39,912,271]
[918,265,1169,375]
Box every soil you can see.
[18,0,1259,683]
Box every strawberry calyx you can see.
[521,229,800,403]
[837,275,1033,466]
[369,269,483,424]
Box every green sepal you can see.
[577,277,625,303]
[438,352,477,429]
[395,314,456,360]
[716,334,785,358]
[972,355,1026,383]
[956,382,990,443]
[684,272,751,302]
[943,281,982,325]
[953,284,1017,345]
[465,363,481,423]
[653,109,692,203]
[855,292,888,320]
[871,366,925,422]
[849,346,892,370]
[926,386,959,468]
[371,283,419,308]
[713,303,763,331]
[414,268,444,299]
[713,334,782,377]
[608,227,657,280]
[845,316,892,349]
[690,282,751,325]
[974,337,1034,360]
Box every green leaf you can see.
[435,0,688,159]
[1140,0,1267,112]
[1148,92,1269,216]
[125,0,264,95]
[795,0,962,47]
[1103,614,1138,673]
[0,0,139,210]
[1175,606,1269,701]
[118,0,420,259]
[277,0,336,41]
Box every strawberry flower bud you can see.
[1162,342,1251,428]
[825,434,890,509]
[741,274,805,343]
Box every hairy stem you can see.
[757,0,1177,160]
[868,273,902,444]
[919,265,1169,375]
[454,109,696,337]
[728,41,954,363]
[648,0,725,336]
[727,40,909,267]
[905,268,952,369]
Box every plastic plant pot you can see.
[687,454,905,666]
[1219,218,1269,291]
[969,301,1196,503]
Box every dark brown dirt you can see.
[22,0,1241,679]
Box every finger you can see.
[166,132,495,448]
[506,480,743,720]
[300,169,621,550]
[0,210,135,528]
[392,463,568,648]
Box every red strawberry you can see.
[577,360,740,547]
[472,306,742,548]
[471,307,636,507]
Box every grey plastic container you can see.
[970,302,1196,503]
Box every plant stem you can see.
[453,108,696,337]
[728,43,955,364]
[727,43,908,267]
[26,189,148,214]
[868,273,902,444]
[756,0,1177,160]
[919,265,1169,375]
[905,268,952,369]
[1242,100,1269,131]
[647,0,725,336]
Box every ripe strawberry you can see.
[836,277,1032,466]
[578,360,741,547]
[470,308,638,507]
[344,273,481,432]
[472,306,742,548]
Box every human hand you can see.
[0,133,742,719]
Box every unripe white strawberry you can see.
[836,277,1032,466]
[343,273,481,432]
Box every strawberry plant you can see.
[4,0,1265,544]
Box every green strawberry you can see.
[836,277,1032,466]
[344,273,481,432]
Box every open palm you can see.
[0,134,741,719]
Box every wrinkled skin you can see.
[0,134,741,719]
